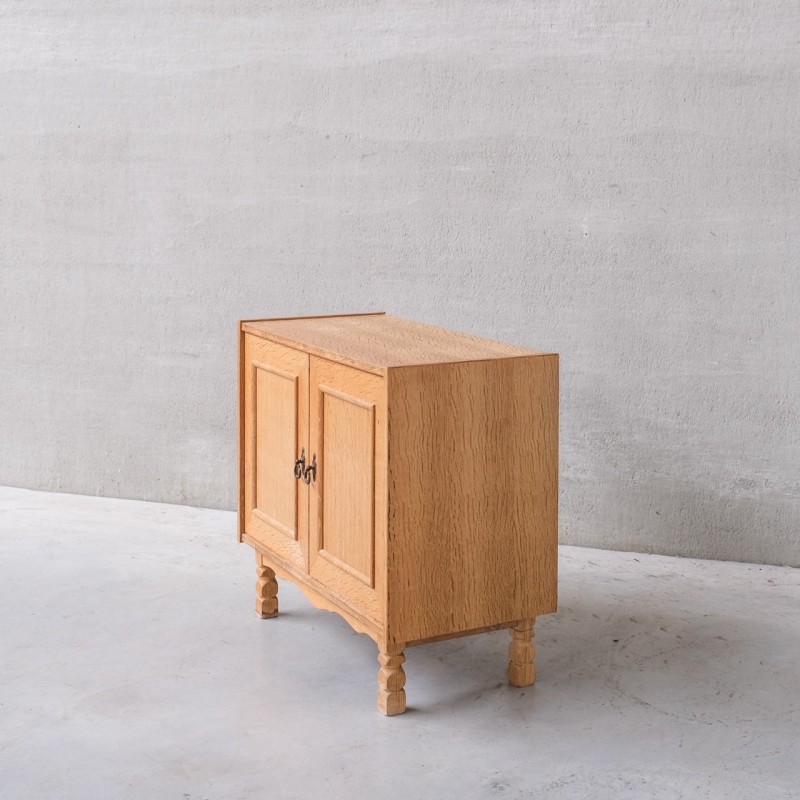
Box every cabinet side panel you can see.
[387,356,558,644]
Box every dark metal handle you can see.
[303,454,317,485]
[294,449,306,480]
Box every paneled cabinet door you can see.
[308,357,385,623]
[243,335,309,572]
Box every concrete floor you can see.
[1,487,798,799]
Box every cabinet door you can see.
[308,357,385,623]
[242,334,309,572]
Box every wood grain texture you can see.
[319,389,375,584]
[256,366,297,530]
[255,552,279,619]
[245,537,381,642]
[240,317,559,713]
[385,354,559,645]
[243,313,544,375]
[508,618,536,687]
[377,642,407,716]
[308,357,386,625]
[242,334,309,572]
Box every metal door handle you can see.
[303,454,317,485]
[294,449,306,480]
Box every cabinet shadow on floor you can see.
[253,573,788,720]
[412,586,781,718]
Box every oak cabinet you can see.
[239,313,558,715]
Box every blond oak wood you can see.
[318,389,374,582]
[256,366,296,527]
[308,357,385,624]
[377,642,407,716]
[255,552,279,619]
[385,355,559,645]
[238,313,559,716]
[508,619,536,687]
[241,335,309,572]
[241,311,385,326]
[242,313,544,375]
[245,537,381,640]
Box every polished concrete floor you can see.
[1,486,798,799]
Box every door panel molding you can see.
[309,358,385,621]
[253,362,298,539]
[252,508,295,539]
[318,548,373,587]
[242,335,309,571]
[318,387,375,586]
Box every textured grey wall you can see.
[1,2,798,565]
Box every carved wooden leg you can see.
[508,618,536,687]
[377,642,407,716]
[255,553,278,619]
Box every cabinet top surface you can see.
[241,313,551,373]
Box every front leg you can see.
[377,642,407,716]
[508,618,536,687]
[255,552,279,619]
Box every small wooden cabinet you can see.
[238,313,558,715]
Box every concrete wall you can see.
[1,1,798,565]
